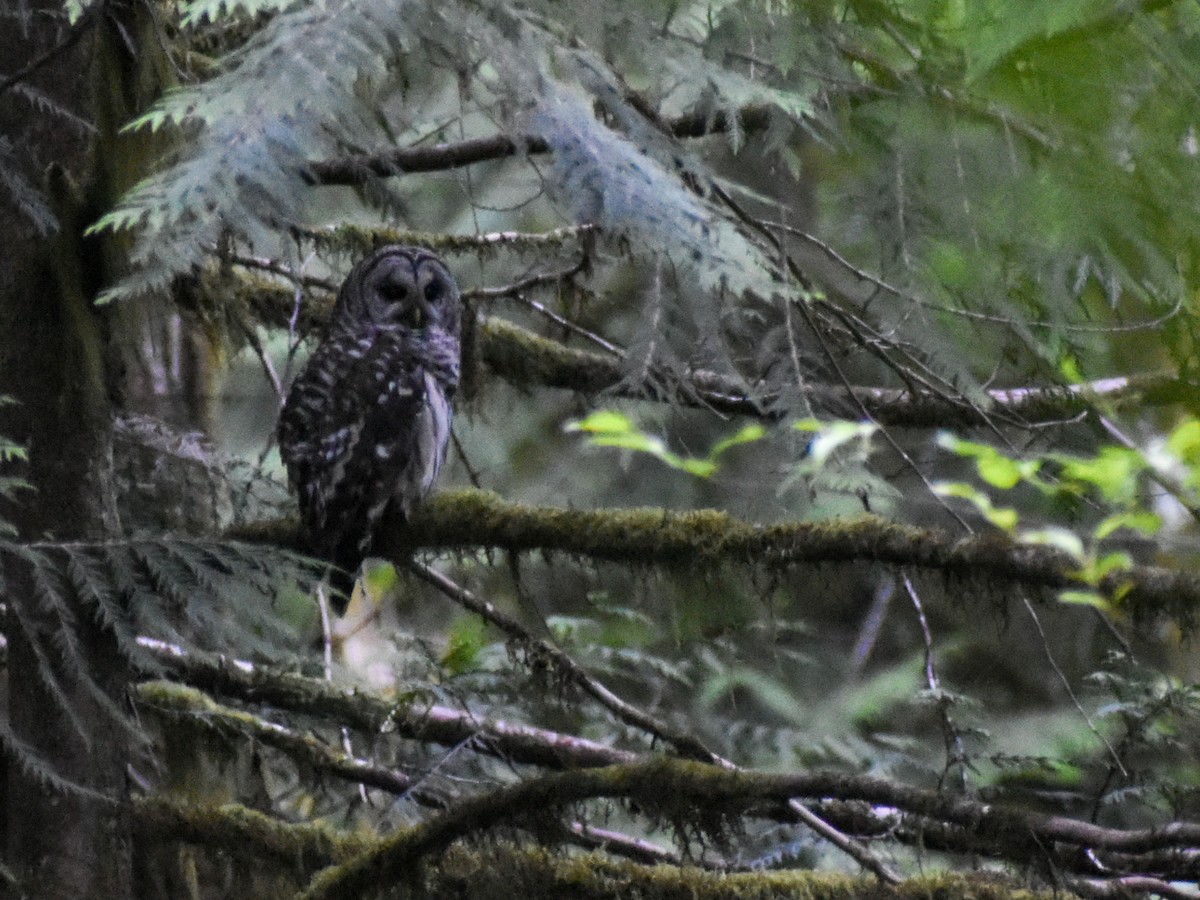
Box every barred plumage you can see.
[277,246,461,592]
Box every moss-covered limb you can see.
[305,106,774,187]
[128,795,1192,900]
[230,490,1200,627]
[410,844,1059,900]
[134,678,686,869]
[135,643,1200,883]
[132,794,370,870]
[304,223,598,258]
[298,758,1199,900]
[386,491,1199,625]
[215,267,1181,427]
[136,637,639,771]
[135,680,422,798]
[442,846,1055,900]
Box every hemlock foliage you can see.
[4,0,1200,897]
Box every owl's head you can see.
[335,245,461,335]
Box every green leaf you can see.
[1094,512,1161,541]
[566,410,636,435]
[567,411,759,479]
[976,454,1024,491]
[1054,447,1145,504]
[442,615,486,676]
[1058,590,1111,611]
[361,559,398,598]
[710,423,766,457]
[933,481,1018,531]
[1090,551,1134,581]
[1019,528,1085,562]
[938,433,1038,490]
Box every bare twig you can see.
[407,561,724,764]
[1021,597,1126,776]
[239,323,284,401]
[902,573,968,791]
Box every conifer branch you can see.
[229,488,1200,627]
[134,641,1200,885]
[132,795,367,870]
[306,106,773,186]
[217,269,1184,428]
[135,680,425,798]
[297,757,1200,900]
[135,637,640,771]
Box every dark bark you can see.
[0,2,169,895]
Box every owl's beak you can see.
[397,301,427,329]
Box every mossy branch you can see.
[214,267,1185,428]
[136,637,639,771]
[298,756,1200,900]
[132,794,368,870]
[135,680,423,797]
[134,675,683,867]
[136,640,1200,885]
[229,490,1200,626]
[301,223,598,259]
[427,493,1199,623]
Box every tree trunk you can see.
[0,2,168,894]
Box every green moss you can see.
[421,844,1055,900]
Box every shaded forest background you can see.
[2,1,1200,898]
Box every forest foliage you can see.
[5,0,1200,898]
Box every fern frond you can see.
[98,0,787,307]
[62,546,150,672]
[3,547,95,745]
[0,719,117,802]
[0,137,57,235]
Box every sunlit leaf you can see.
[1058,590,1111,611]
[1019,528,1085,562]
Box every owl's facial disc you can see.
[373,262,426,328]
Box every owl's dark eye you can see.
[423,281,444,303]
[378,281,408,302]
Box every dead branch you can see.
[136,637,638,771]
[305,106,773,186]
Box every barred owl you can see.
[277,246,461,594]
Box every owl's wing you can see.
[278,324,447,568]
